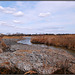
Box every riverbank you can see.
[0,36,75,74]
[2,38,50,52]
[31,35,75,51]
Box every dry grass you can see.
[0,37,2,41]
[0,37,3,43]
[31,34,75,50]
[24,70,37,75]
[3,36,23,39]
[1,41,9,52]
[1,41,7,48]
[0,67,25,74]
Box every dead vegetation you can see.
[0,36,8,52]
[3,36,23,39]
[52,68,73,74]
[0,67,25,74]
[1,41,10,52]
[31,34,75,50]
[24,70,38,75]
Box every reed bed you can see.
[3,36,23,39]
[31,34,75,50]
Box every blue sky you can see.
[0,1,75,34]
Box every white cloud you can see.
[0,6,4,11]
[13,11,24,17]
[0,6,16,14]
[4,7,16,14]
[39,12,51,17]
[14,26,33,30]
[13,20,21,23]
[0,21,7,25]
[35,1,75,13]
[0,1,75,34]
[4,11,13,14]
[0,21,15,27]
[0,5,24,17]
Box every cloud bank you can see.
[0,1,75,34]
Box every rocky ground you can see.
[0,38,75,74]
[3,38,50,52]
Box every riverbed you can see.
[17,37,75,57]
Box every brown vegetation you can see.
[3,36,23,39]
[1,41,9,52]
[0,38,2,42]
[0,49,3,53]
[24,70,37,75]
[1,41,7,48]
[31,34,75,50]
[0,67,24,74]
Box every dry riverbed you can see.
[0,37,75,74]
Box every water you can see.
[17,37,75,57]
[17,37,32,45]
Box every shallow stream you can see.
[17,37,75,57]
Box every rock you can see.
[0,49,3,53]
[11,49,75,74]
[68,64,75,74]
[0,49,75,74]
[0,52,24,74]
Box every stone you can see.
[0,49,75,74]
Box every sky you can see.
[0,1,75,34]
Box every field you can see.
[31,34,75,50]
